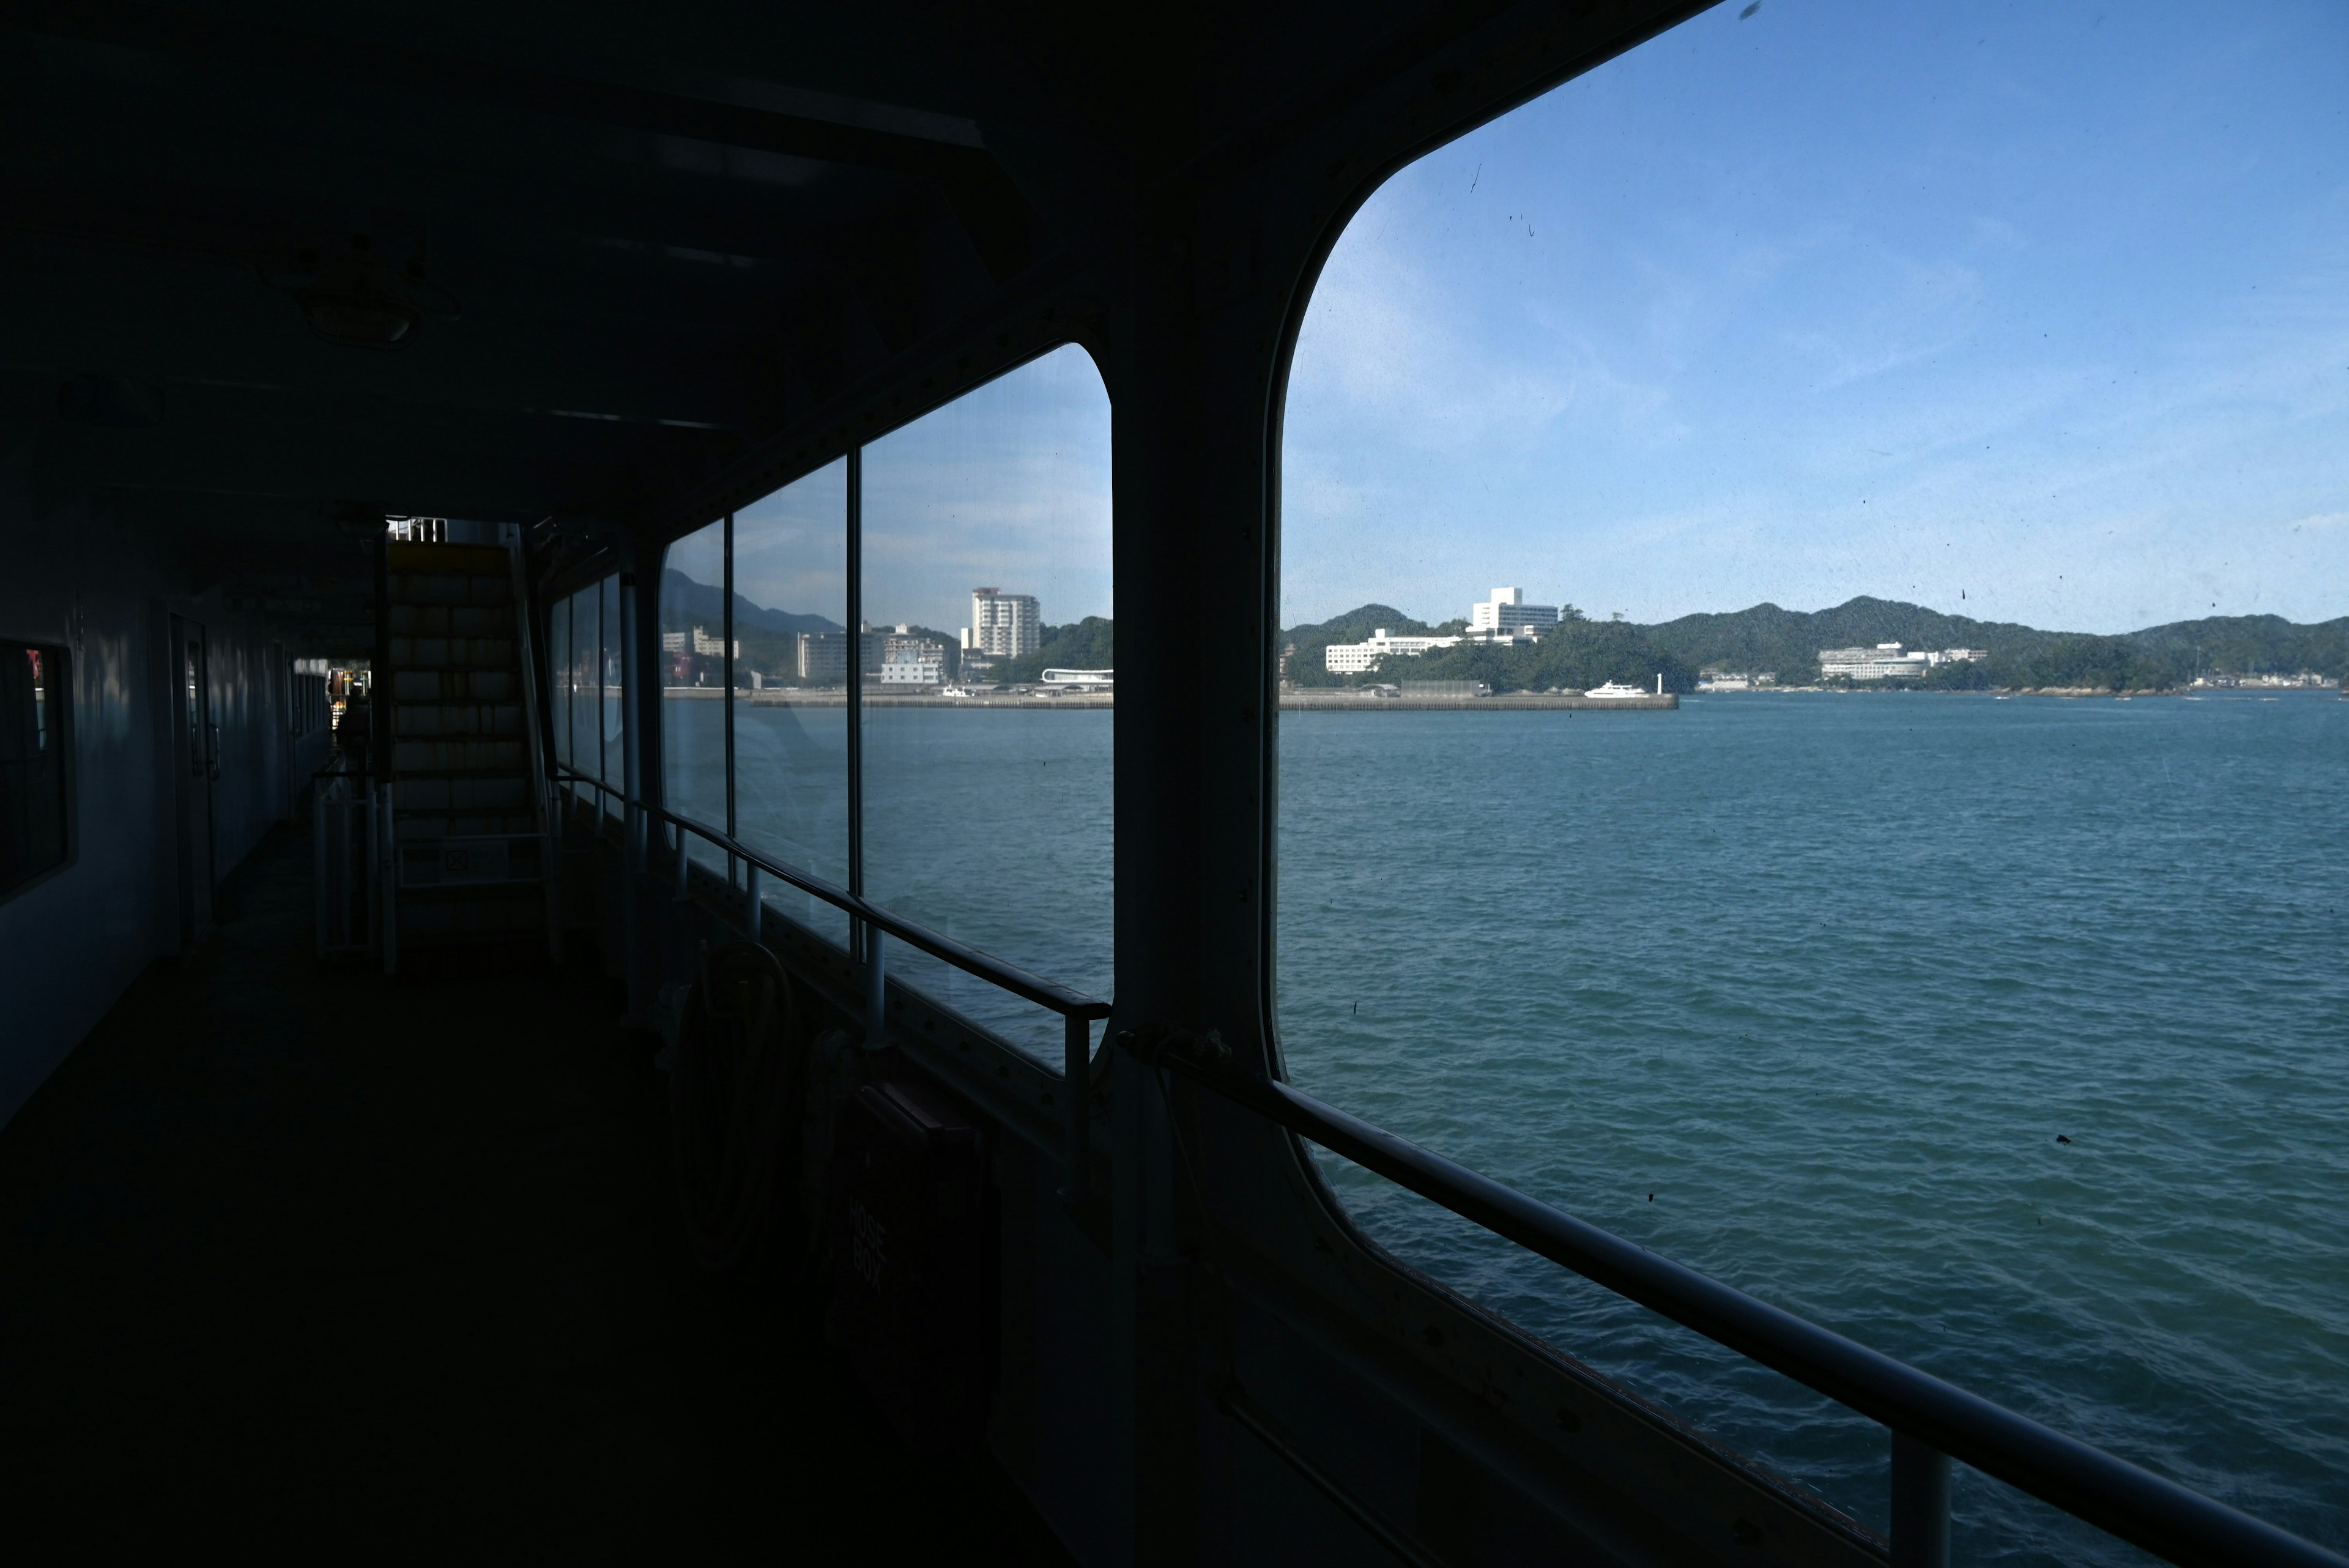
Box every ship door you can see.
[170,615,216,949]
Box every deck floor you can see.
[0,824,1070,1560]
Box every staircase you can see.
[377,535,558,967]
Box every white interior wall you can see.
[0,457,300,1126]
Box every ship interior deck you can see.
[0,822,1066,1561]
[2,2,2337,1564]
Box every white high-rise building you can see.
[1470,587,1560,636]
[796,631,847,682]
[967,588,1041,658]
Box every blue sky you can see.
[1282,0,2349,633]
[719,345,1115,634]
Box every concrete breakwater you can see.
[663,688,1111,710]
[1280,692,1677,712]
[662,689,1676,711]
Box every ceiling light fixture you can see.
[263,234,460,350]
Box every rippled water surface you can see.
[713,692,2347,1559]
[1278,693,2349,1562]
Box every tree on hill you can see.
[997,617,1115,683]
[1280,604,1435,687]
[2124,614,2349,679]
[1315,619,1694,694]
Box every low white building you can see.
[1325,628,1461,673]
[1470,587,1559,636]
[1041,667,1113,688]
[1818,644,1986,680]
[878,649,944,686]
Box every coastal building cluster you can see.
[1324,588,1567,672]
[667,585,1094,694]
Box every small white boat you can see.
[1583,681,1646,700]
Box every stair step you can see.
[396,814,538,841]
[387,543,508,576]
[390,670,514,702]
[386,604,514,636]
[393,704,523,738]
[392,738,525,773]
[395,889,546,939]
[396,835,544,885]
[390,774,532,803]
[388,636,515,669]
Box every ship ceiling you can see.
[0,0,1690,650]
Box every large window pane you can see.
[566,586,595,798]
[659,521,729,869]
[1278,3,2349,1559]
[599,574,625,815]
[733,460,850,948]
[547,595,570,771]
[861,346,1114,1058]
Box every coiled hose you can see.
[670,940,807,1276]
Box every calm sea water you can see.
[1280,694,2349,1564]
[703,692,2347,1561]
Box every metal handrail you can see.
[1140,1047,2345,1568]
[555,765,1107,1021]
[554,764,1108,1204]
[551,762,2341,1568]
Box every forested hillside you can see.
[1280,596,2348,694]
[658,569,843,639]
[998,617,1114,683]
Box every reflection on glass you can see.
[861,345,1115,1058]
[733,460,850,947]
[659,521,729,871]
[547,595,570,771]
[566,585,595,804]
[600,574,625,817]
[1275,2,2349,1558]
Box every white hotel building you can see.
[1324,586,1565,673]
[1470,586,1559,636]
[1818,643,1988,680]
[1325,628,1461,673]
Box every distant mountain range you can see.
[1281,597,2349,693]
[659,568,843,638]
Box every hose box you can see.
[825,1078,995,1454]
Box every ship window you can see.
[551,575,621,813]
[1275,1,2349,1556]
[565,583,596,796]
[599,573,626,815]
[547,595,570,772]
[658,520,728,871]
[0,641,70,899]
[733,460,851,947]
[652,346,1113,1063]
[861,345,1113,1057]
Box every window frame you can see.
[637,341,1115,1028]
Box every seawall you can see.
[1280,693,1678,711]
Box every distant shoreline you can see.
[664,688,1112,709]
[1281,692,1677,711]
[658,685,2339,712]
[1691,685,2342,699]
